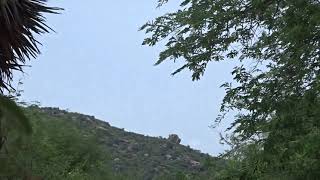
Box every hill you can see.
[12,106,225,179]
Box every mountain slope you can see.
[20,106,224,179]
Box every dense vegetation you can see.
[141,0,320,179]
[2,106,225,179]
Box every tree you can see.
[0,0,61,177]
[141,0,320,178]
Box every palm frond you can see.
[0,0,62,91]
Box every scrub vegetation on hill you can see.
[3,106,225,179]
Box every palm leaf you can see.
[0,0,62,91]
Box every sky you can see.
[16,0,237,155]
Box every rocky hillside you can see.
[21,106,225,179]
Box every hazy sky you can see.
[17,0,236,155]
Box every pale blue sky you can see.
[17,0,236,155]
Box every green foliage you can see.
[141,0,320,179]
[0,95,31,134]
[0,95,32,177]
[23,108,114,179]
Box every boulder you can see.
[165,154,172,160]
[189,159,201,167]
[167,134,181,144]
